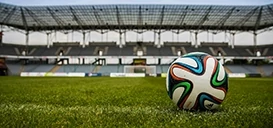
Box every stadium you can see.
[0,0,273,127]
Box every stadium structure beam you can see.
[20,7,28,31]
[216,7,235,30]
[157,6,165,29]
[25,8,48,29]
[25,31,29,50]
[176,30,179,42]
[253,32,257,47]
[231,32,235,49]
[92,6,105,26]
[69,6,85,30]
[154,31,156,46]
[254,7,263,31]
[88,31,91,44]
[257,26,273,34]
[155,6,165,47]
[157,31,161,48]
[46,32,50,48]
[196,6,212,30]
[233,7,259,30]
[137,6,143,27]
[47,7,66,29]
[267,6,273,21]
[176,6,188,27]
[194,31,198,48]
[116,6,123,30]
[119,30,123,48]
[1,7,16,23]
[82,31,86,48]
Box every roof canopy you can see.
[0,2,273,31]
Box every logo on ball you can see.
[166,52,228,111]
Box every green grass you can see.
[0,77,272,128]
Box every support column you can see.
[207,31,209,42]
[72,31,74,42]
[46,33,50,48]
[140,30,143,42]
[154,31,156,46]
[253,31,257,47]
[83,32,86,48]
[0,25,3,45]
[212,32,215,42]
[224,31,228,44]
[53,30,57,46]
[88,31,91,46]
[157,31,161,48]
[106,31,108,42]
[25,32,29,54]
[101,30,103,42]
[0,31,3,45]
[66,32,69,42]
[172,31,174,42]
[194,32,198,48]
[231,33,235,49]
[119,31,122,48]
[177,30,179,42]
[124,31,126,46]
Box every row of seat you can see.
[1,44,273,56]
[6,64,273,76]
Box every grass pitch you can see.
[0,77,272,128]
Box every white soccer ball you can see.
[166,52,228,111]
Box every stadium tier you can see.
[6,64,55,75]
[1,43,273,56]
[57,65,95,72]
[4,63,273,77]
[0,45,18,55]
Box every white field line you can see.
[0,103,167,114]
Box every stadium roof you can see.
[0,2,273,31]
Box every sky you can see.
[0,0,272,46]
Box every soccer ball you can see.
[166,52,228,111]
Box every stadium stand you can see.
[186,46,212,55]
[161,65,170,73]
[99,65,120,75]
[6,64,22,75]
[68,46,83,56]
[162,42,192,56]
[145,46,160,56]
[225,65,250,73]
[0,2,272,77]
[6,64,55,75]
[144,43,161,56]
[1,43,273,57]
[57,65,95,72]
[159,46,173,56]
[107,45,122,56]
[223,46,252,56]
[266,45,273,56]
[120,45,135,56]
[0,44,18,55]
[53,64,125,76]
[24,65,55,72]
[79,46,96,56]
[225,64,273,77]
[261,65,273,76]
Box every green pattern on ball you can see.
[172,82,191,100]
[212,62,227,86]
